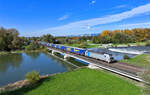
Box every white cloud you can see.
[58,14,70,21]
[30,3,150,36]
[114,4,127,9]
[90,0,96,5]
[119,22,150,28]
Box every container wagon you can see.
[74,48,86,55]
[38,41,114,63]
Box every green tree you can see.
[41,34,55,43]
[11,37,22,50]
[25,42,40,51]
[0,27,22,51]
[112,32,134,44]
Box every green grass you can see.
[86,44,99,48]
[63,44,99,48]
[120,54,150,67]
[1,68,141,95]
[63,44,80,47]
[0,50,24,55]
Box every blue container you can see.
[51,44,55,48]
[70,48,74,53]
[63,46,68,51]
[47,43,50,47]
[60,46,64,50]
[60,46,66,50]
[56,45,60,49]
[74,48,86,55]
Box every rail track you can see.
[47,47,145,82]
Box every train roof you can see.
[51,43,87,50]
[40,42,87,50]
[87,50,111,55]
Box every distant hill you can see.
[58,33,100,37]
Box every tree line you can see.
[93,28,150,44]
[52,28,150,45]
[1,27,150,51]
[0,27,43,51]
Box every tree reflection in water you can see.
[25,52,40,59]
[0,53,23,72]
[45,53,77,71]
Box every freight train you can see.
[38,41,114,63]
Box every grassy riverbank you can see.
[0,48,47,56]
[120,54,150,67]
[1,68,141,95]
[0,50,24,55]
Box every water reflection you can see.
[0,54,23,72]
[25,52,40,59]
[45,53,76,71]
[0,52,77,87]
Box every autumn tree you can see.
[132,28,149,42]
[144,28,150,40]
[100,30,112,37]
[122,29,132,35]
[112,30,120,35]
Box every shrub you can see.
[79,42,88,48]
[123,54,130,59]
[25,71,40,84]
[25,42,40,51]
[127,44,131,47]
[146,40,150,46]
[25,44,35,51]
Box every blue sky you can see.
[1,0,150,37]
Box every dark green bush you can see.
[123,55,130,59]
[25,71,40,84]
[25,42,40,51]
[79,42,88,48]
[25,45,33,51]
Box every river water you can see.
[0,52,76,87]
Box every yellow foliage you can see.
[100,30,112,37]
[122,29,132,35]
[112,30,120,35]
